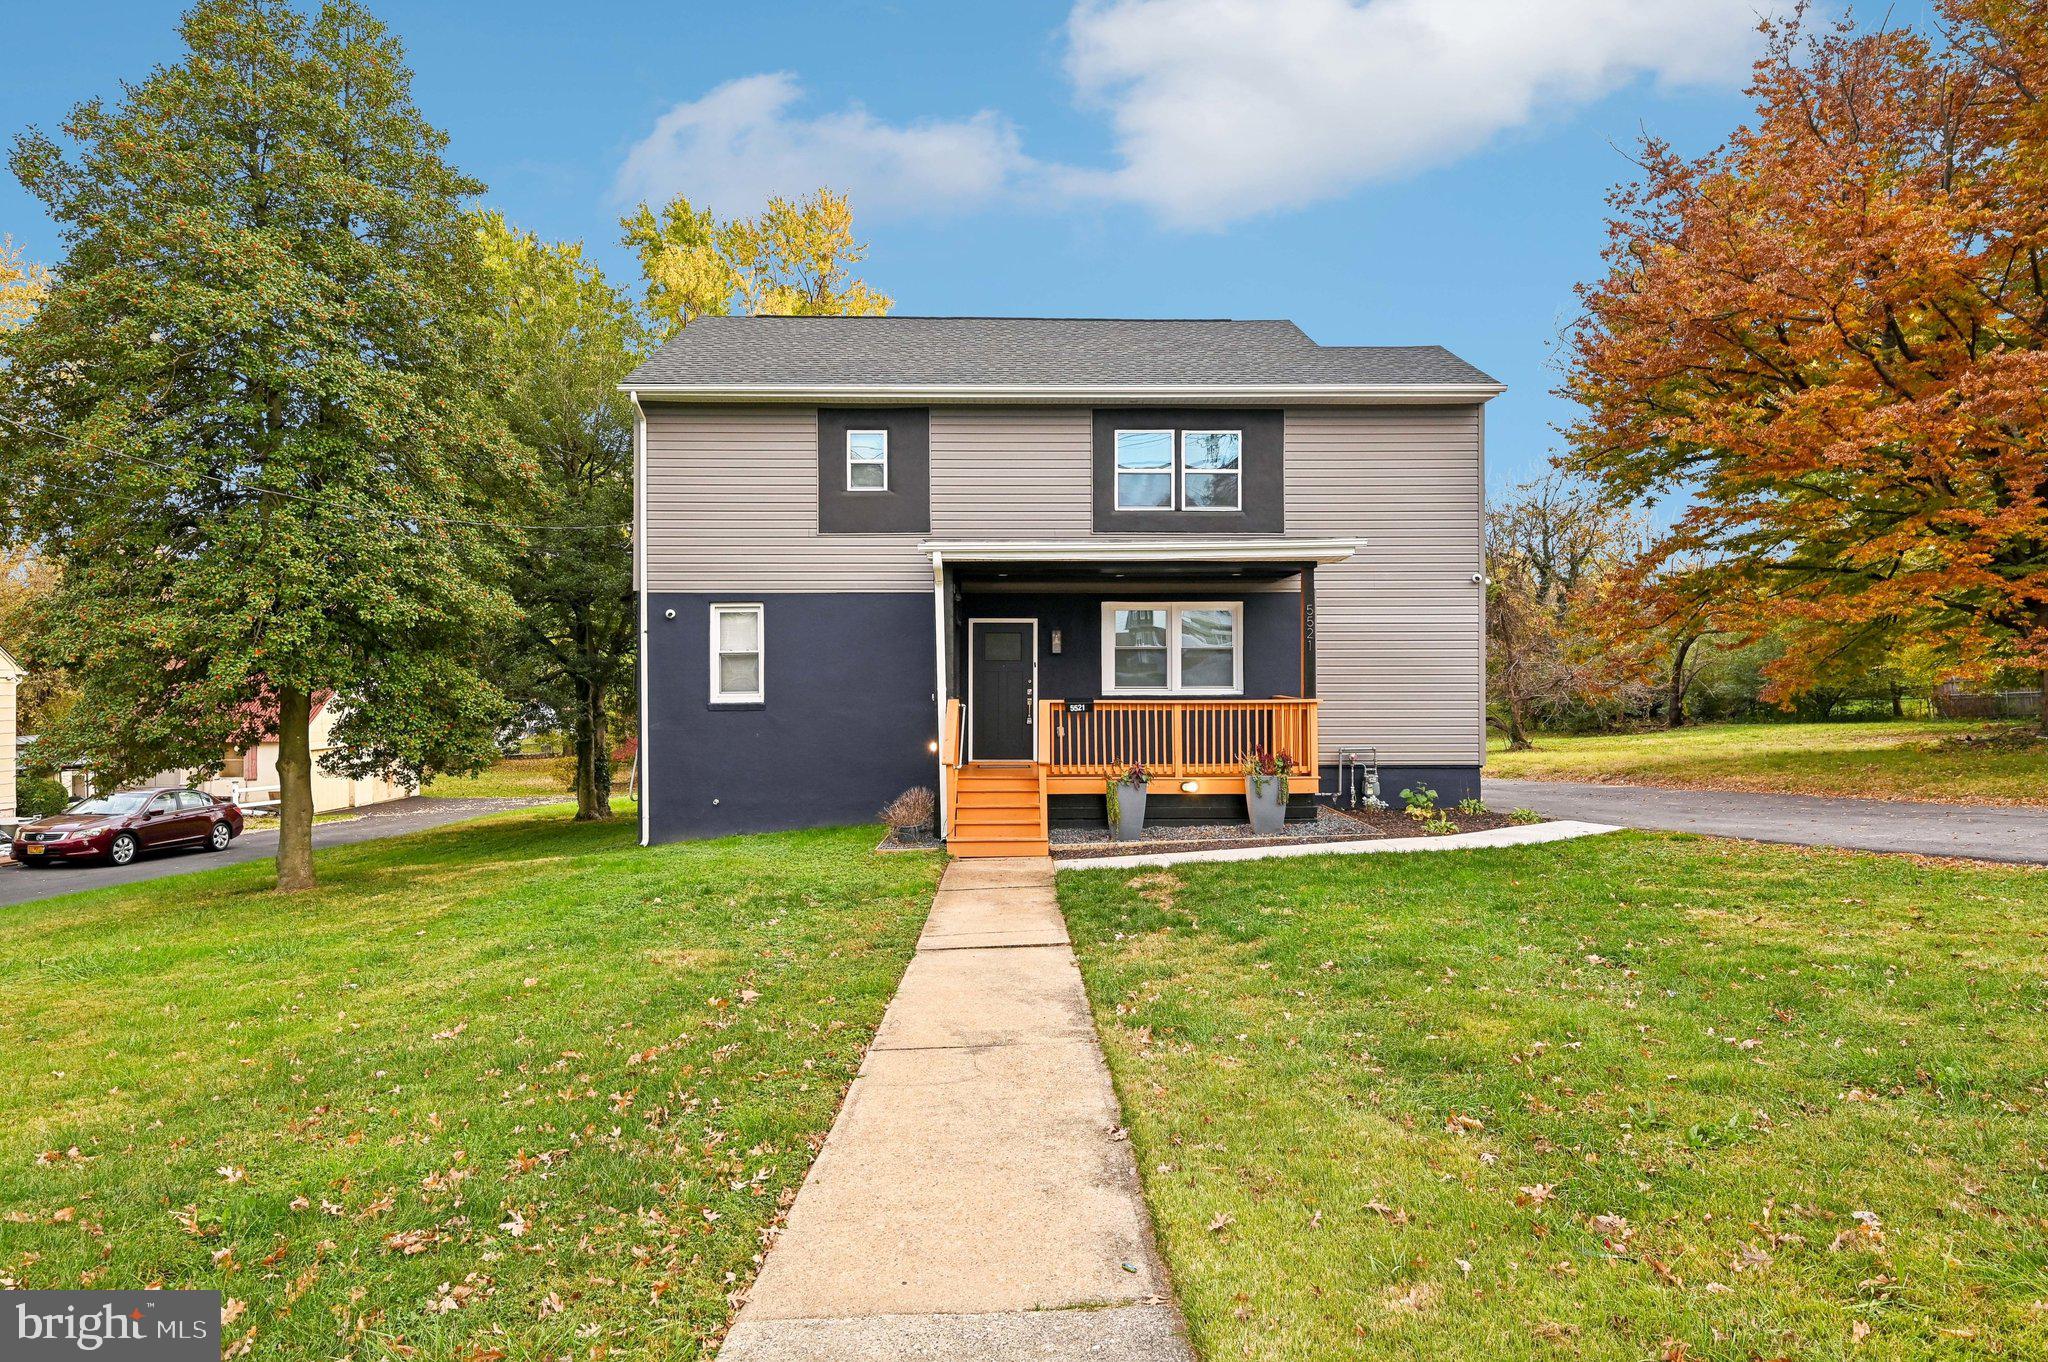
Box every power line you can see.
[0,407,633,535]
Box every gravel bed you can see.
[1051,803,1543,860]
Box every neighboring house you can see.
[0,643,21,823]
[154,693,413,813]
[623,316,1501,857]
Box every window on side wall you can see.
[1102,602,1243,695]
[1180,431,1242,510]
[710,603,764,704]
[1113,429,1173,509]
[846,429,888,491]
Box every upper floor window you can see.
[846,430,888,491]
[1181,431,1242,510]
[1113,430,1173,510]
[1102,602,1243,695]
[710,603,764,704]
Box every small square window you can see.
[710,604,764,703]
[846,430,888,491]
[1114,429,1174,510]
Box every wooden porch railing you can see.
[1040,698,1320,780]
[941,697,964,833]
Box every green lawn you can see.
[1059,835,2048,1360]
[0,810,941,1359]
[422,755,576,799]
[1487,720,2048,805]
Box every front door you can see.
[970,620,1036,760]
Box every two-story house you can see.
[624,316,1501,856]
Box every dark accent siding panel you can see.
[1316,764,1482,806]
[955,589,1303,701]
[645,592,936,843]
[817,408,930,533]
[1050,793,1317,829]
[1091,408,1284,533]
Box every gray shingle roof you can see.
[622,316,1498,390]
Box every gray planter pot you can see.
[1108,779,1148,841]
[1245,774,1287,835]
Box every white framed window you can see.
[1101,602,1243,695]
[709,603,764,703]
[846,429,888,491]
[1113,429,1174,510]
[1180,430,1242,510]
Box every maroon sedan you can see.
[10,788,244,868]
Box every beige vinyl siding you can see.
[929,407,1092,533]
[1,672,16,820]
[1286,406,1485,768]
[642,404,928,593]
[644,405,1096,592]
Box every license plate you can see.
[22,846,44,856]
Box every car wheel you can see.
[208,821,233,851]
[108,833,139,867]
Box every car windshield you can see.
[65,791,154,816]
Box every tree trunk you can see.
[573,679,613,822]
[275,686,316,892]
[1666,635,1696,729]
[2037,667,2047,739]
[1506,695,1533,751]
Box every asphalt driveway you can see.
[0,796,551,908]
[1486,777,2048,866]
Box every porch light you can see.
[927,740,938,753]
[1180,779,1199,793]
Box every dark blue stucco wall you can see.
[644,592,936,843]
[955,589,1305,700]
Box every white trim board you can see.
[1052,820,1623,872]
[923,538,1358,565]
[623,382,1504,405]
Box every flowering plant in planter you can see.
[1104,763,1150,828]
[1242,747,1297,802]
[1241,748,1298,835]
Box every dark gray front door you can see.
[970,621,1035,760]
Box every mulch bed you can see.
[1326,805,1522,836]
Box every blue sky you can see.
[3,1,1805,494]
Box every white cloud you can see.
[1061,0,1768,225]
[612,72,1031,218]
[614,1,1768,227]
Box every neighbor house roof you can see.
[621,316,1499,401]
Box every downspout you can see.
[931,550,948,840]
[630,390,650,847]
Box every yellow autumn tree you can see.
[620,188,891,338]
[0,235,49,329]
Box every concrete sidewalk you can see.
[717,857,1194,1361]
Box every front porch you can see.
[941,697,1323,857]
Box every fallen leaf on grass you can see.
[1516,1183,1556,1206]
[1206,1213,1234,1234]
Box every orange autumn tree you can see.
[1562,2,2048,733]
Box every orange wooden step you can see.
[947,837,1052,858]
[954,806,1048,827]
[957,790,1041,809]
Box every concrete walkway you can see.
[1486,778,2048,866]
[718,857,1194,1362]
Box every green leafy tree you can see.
[620,187,891,338]
[0,0,510,890]
[473,212,642,820]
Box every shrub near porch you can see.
[0,813,940,1359]
[1058,835,2048,1360]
